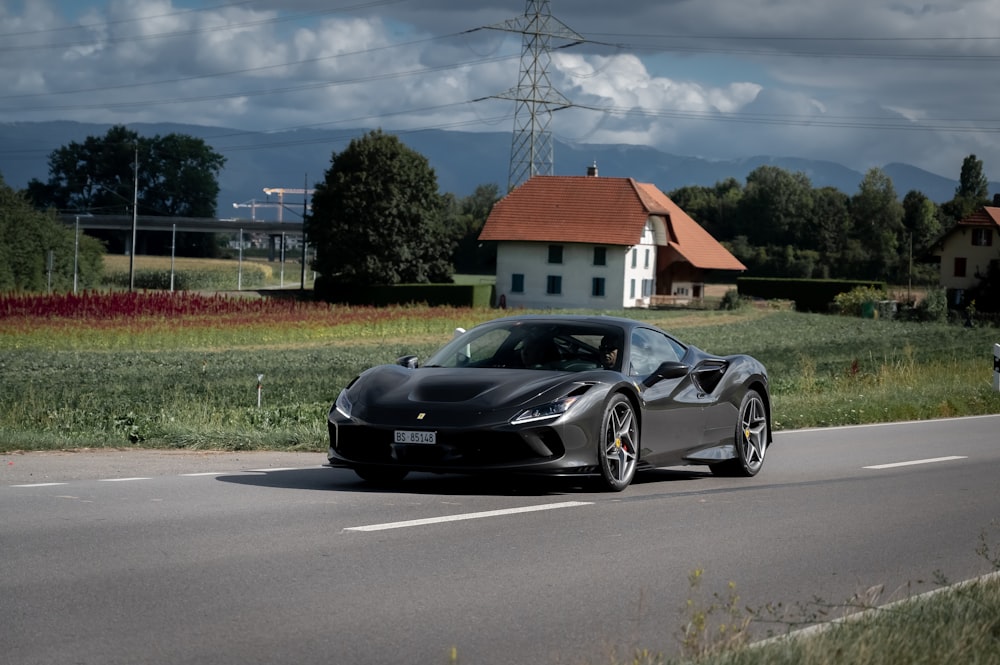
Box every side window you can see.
[546,275,562,295]
[629,328,685,376]
[592,277,605,297]
[511,273,524,293]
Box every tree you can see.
[738,166,815,247]
[450,183,500,275]
[308,130,456,292]
[956,154,990,203]
[25,125,225,256]
[0,173,104,291]
[668,178,742,239]
[941,154,991,224]
[851,168,905,279]
[901,190,942,250]
[811,187,853,277]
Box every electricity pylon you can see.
[490,1,582,191]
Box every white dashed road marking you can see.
[11,482,67,488]
[345,501,594,532]
[863,456,967,470]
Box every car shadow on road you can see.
[214,465,711,497]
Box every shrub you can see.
[832,286,887,317]
[915,287,948,323]
[719,289,747,311]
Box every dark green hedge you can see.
[315,279,494,308]
[102,266,269,291]
[737,277,886,312]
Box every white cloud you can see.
[2,0,1000,181]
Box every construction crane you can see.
[232,199,283,222]
[262,187,315,223]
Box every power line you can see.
[0,53,520,113]
[0,1,254,39]
[3,3,1000,169]
[485,0,583,190]
[0,0,407,53]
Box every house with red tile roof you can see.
[929,203,1000,302]
[478,172,746,309]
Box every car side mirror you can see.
[397,355,419,369]
[642,360,689,387]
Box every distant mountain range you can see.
[2,120,995,220]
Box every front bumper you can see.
[327,417,598,475]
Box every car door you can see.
[629,328,709,464]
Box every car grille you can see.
[334,426,565,468]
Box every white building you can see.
[929,203,1000,304]
[479,173,745,310]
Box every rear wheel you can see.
[712,389,768,477]
[596,393,639,491]
[355,466,409,485]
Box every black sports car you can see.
[327,314,771,491]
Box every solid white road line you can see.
[346,501,595,532]
[863,456,967,470]
[752,570,1000,648]
[98,477,152,482]
[181,472,226,476]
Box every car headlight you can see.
[511,396,579,424]
[334,389,352,419]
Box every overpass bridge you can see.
[59,214,304,235]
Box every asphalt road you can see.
[3,416,999,665]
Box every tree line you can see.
[670,155,991,284]
[2,124,994,297]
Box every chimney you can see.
[586,162,598,177]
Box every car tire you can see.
[711,389,768,477]
[596,393,639,492]
[355,466,409,485]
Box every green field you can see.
[1,293,998,452]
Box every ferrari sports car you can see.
[327,314,771,491]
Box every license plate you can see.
[394,430,436,444]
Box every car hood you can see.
[347,365,601,424]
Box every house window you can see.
[548,245,563,264]
[972,229,993,247]
[631,248,637,268]
[511,273,524,293]
[546,275,562,295]
[592,277,605,297]
[642,279,653,297]
[954,257,967,278]
[629,279,636,299]
[593,247,606,266]
[644,248,650,269]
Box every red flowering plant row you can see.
[0,291,325,320]
[0,291,494,349]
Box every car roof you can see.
[483,314,646,329]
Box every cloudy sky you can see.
[2,0,1000,182]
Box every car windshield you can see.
[424,320,625,372]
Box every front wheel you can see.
[596,393,639,491]
[712,389,768,477]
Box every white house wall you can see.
[937,227,1000,291]
[495,241,657,310]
